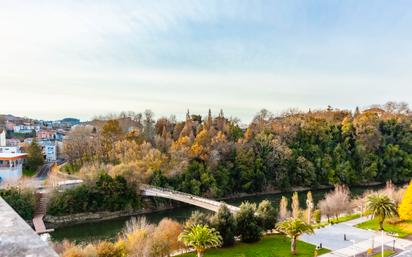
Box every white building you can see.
[0,153,27,183]
[14,124,40,133]
[0,129,6,147]
[38,141,57,162]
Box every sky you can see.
[0,0,411,122]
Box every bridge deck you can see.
[141,185,240,213]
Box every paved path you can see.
[300,217,412,257]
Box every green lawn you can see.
[356,218,412,238]
[371,250,395,257]
[313,213,361,229]
[177,235,330,257]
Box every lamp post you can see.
[381,230,384,257]
[350,240,356,257]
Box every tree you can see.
[278,196,290,221]
[276,218,314,255]
[184,211,210,229]
[399,180,412,220]
[178,225,222,257]
[291,192,300,218]
[150,218,182,257]
[210,205,237,247]
[235,202,262,243]
[256,199,277,231]
[25,141,45,172]
[367,194,397,230]
[317,185,351,220]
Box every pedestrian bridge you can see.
[140,185,240,213]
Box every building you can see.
[37,130,55,140]
[6,138,21,146]
[0,146,21,154]
[38,140,57,162]
[0,129,6,147]
[0,150,27,183]
[14,124,40,133]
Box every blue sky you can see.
[0,0,411,122]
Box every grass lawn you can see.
[313,213,361,229]
[371,250,396,257]
[177,235,330,257]
[356,218,412,238]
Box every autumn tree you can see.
[399,180,412,220]
[291,192,300,218]
[278,196,290,222]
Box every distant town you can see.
[0,115,80,183]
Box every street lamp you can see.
[350,240,356,257]
[381,230,384,257]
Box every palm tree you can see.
[178,224,222,257]
[367,194,397,231]
[276,218,314,255]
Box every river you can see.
[50,186,381,243]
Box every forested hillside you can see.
[63,102,412,197]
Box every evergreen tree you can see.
[211,205,236,246]
[235,202,262,243]
[256,199,277,231]
[25,141,44,173]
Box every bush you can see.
[0,188,36,220]
[96,241,123,257]
[313,209,321,224]
[48,174,140,215]
[235,202,262,243]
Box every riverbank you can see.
[44,183,385,229]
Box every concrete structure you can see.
[140,184,240,213]
[0,197,58,257]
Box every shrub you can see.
[48,174,140,215]
[313,209,321,224]
[256,200,277,231]
[0,188,36,220]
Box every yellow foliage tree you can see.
[398,180,412,220]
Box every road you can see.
[35,163,54,180]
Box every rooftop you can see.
[0,153,28,160]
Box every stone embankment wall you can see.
[44,198,177,228]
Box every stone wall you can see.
[44,197,179,228]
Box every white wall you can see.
[0,130,6,147]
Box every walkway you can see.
[300,217,412,257]
[140,184,240,213]
[32,192,54,234]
